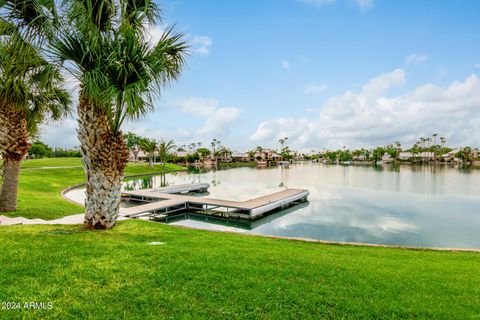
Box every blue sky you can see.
[43,0,480,152]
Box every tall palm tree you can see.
[0,15,70,212]
[432,133,438,146]
[211,138,218,154]
[51,0,187,228]
[157,139,175,168]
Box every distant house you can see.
[381,153,393,162]
[294,153,305,161]
[356,154,367,161]
[419,152,435,161]
[398,152,413,160]
[129,150,158,162]
[442,149,459,161]
[232,153,250,162]
[200,155,217,167]
[254,149,282,161]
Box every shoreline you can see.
[53,163,480,252]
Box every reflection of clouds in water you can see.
[65,163,480,248]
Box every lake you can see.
[121,163,480,249]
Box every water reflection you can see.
[66,163,480,248]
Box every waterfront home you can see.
[354,154,368,161]
[442,150,456,161]
[294,153,305,161]
[399,152,413,160]
[381,153,393,162]
[129,150,158,162]
[217,149,233,162]
[232,152,251,162]
[200,156,217,167]
[254,149,282,161]
[419,152,435,161]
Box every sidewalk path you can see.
[0,214,129,226]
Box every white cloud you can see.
[405,53,429,64]
[281,60,290,69]
[173,97,241,136]
[198,107,242,135]
[190,35,213,55]
[351,0,374,10]
[250,69,480,149]
[172,97,218,117]
[475,64,480,68]
[125,125,191,141]
[304,83,328,94]
[298,0,374,10]
[147,28,212,55]
[250,118,312,143]
[145,24,166,47]
[361,68,405,96]
[297,0,336,7]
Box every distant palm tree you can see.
[420,137,426,150]
[158,139,176,168]
[395,141,401,150]
[432,133,438,146]
[139,139,157,167]
[440,137,446,148]
[0,16,70,212]
[211,139,218,154]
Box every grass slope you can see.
[2,158,185,220]
[0,220,479,319]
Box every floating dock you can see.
[121,183,309,220]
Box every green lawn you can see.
[0,220,479,319]
[20,157,84,168]
[2,158,185,220]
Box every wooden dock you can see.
[121,183,309,220]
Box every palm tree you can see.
[157,139,175,168]
[50,0,187,228]
[211,138,218,154]
[0,15,70,212]
[440,137,445,149]
[139,138,157,167]
[432,133,438,146]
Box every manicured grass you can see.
[20,157,84,168]
[0,219,479,319]
[2,158,185,220]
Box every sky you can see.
[42,0,480,152]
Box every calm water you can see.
[122,163,480,249]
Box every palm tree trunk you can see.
[0,157,21,211]
[77,93,128,229]
[0,103,30,212]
